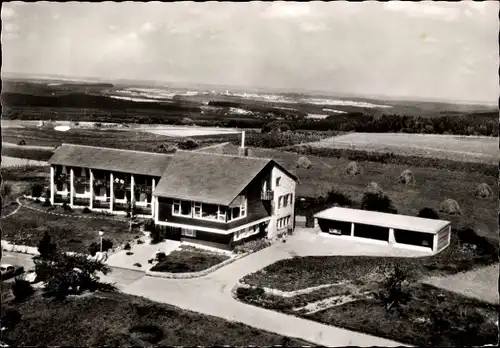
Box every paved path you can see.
[422,263,499,305]
[122,229,419,347]
[3,197,128,222]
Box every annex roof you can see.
[314,207,450,234]
[48,143,172,177]
[154,150,273,205]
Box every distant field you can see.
[1,156,48,167]
[201,143,498,240]
[302,133,499,164]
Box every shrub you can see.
[234,238,272,254]
[137,240,144,245]
[31,183,44,198]
[325,187,353,207]
[398,169,414,185]
[0,308,22,330]
[82,207,91,214]
[156,143,177,154]
[43,197,51,206]
[126,252,134,256]
[177,138,199,150]
[150,226,163,244]
[417,208,440,220]
[133,263,142,268]
[62,202,74,212]
[144,219,155,232]
[129,324,164,344]
[439,199,462,216]
[124,243,131,250]
[17,139,27,145]
[236,286,265,301]
[296,156,312,169]
[1,183,13,198]
[37,231,57,260]
[345,161,361,175]
[361,183,397,214]
[475,183,493,199]
[11,277,34,302]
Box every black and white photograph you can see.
[0,1,498,346]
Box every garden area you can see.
[0,252,307,347]
[1,205,138,254]
[149,245,231,273]
[234,226,499,346]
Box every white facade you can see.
[268,165,296,239]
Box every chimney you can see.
[238,130,249,157]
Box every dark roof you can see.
[48,143,172,177]
[154,150,272,205]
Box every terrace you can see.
[50,165,156,217]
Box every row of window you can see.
[234,224,260,241]
[278,193,293,209]
[172,198,247,223]
[277,215,291,229]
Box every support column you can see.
[433,233,438,253]
[154,196,159,223]
[351,223,355,237]
[50,166,55,205]
[70,167,74,207]
[130,174,135,206]
[151,178,156,218]
[109,172,114,212]
[389,228,396,245]
[89,169,94,209]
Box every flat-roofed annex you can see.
[314,207,450,234]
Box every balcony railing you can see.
[261,190,274,201]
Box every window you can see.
[173,200,192,217]
[227,196,247,222]
[181,228,196,237]
[278,196,283,209]
[276,177,281,187]
[218,206,227,221]
[283,195,289,207]
[202,203,219,220]
[193,202,202,218]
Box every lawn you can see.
[1,204,138,254]
[2,142,55,161]
[303,133,499,165]
[150,245,230,273]
[202,144,498,240]
[0,291,310,346]
[241,231,499,292]
[308,283,498,347]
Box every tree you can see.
[417,208,440,220]
[37,231,57,260]
[37,252,116,301]
[12,277,34,302]
[375,264,414,312]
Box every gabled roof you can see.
[315,207,450,234]
[154,150,277,205]
[48,143,172,177]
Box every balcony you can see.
[261,190,274,201]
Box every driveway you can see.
[422,263,499,305]
[122,227,419,347]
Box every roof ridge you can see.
[176,149,272,162]
[60,143,173,157]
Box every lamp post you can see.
[98,230,104,253]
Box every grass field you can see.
[1,205,137,254]
[1,291,309,346]
[150,245,230,273]
[202,143,498,239]
[1,156,49,167]
[299,133,500,165]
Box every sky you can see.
[2,1,498,103]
